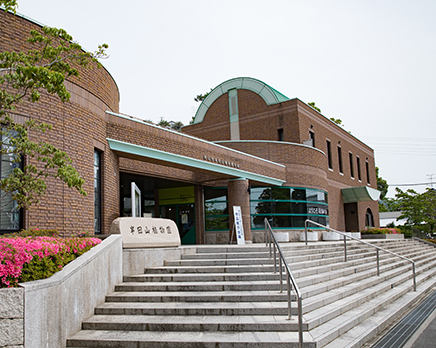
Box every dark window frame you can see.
[356,156,362,181]
[326,140,332,169]
[338,146,343,174]
[349,152,354,178]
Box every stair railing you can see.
[264,218,303,348]
[304,219,416,291]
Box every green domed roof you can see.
[193,77,289,124]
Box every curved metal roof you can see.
[341,186,380,203]
[192,77,290,124]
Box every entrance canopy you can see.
[341,186,380,203]
[107,138,285,186]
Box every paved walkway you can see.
[407,308,436,348]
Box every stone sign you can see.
[110,217,181,248]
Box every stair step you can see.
[67,239,436,348]
[82,314,305,331]
[115,280,282,292]
[106,290,288,303]
[95,301,290,316]
[67,330,316,348]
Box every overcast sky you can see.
[12,0,436,197]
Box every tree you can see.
[0,2,108,209]
[308,102,321,113]
[395,188,436,234]
[376,167,388,200]
[194,88,212,103]
[157,117,184,132]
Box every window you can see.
[356,156,362,181]
[204,188,228,231]
[365,208,374,228]
[309,131,315,147]
[277,129,284,141]
[250,186,328,230]
[365,161,370,184]
[94,150,102,234]
[0,131,22,233]
[337,146,343,173]
[326,140,332,169]
[349,152,354,178]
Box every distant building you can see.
[0,10,380,243]
[379,211,407,227]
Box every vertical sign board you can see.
[233,206,245,245]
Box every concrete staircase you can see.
[67,239,436,348]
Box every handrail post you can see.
[279,256,283,293]
[298,295,303,348]
[377,249,380,276]
[265,223,268,247]
[273,243,277,273]
[304,220,308,246]
[413,263,416,291]
[344,234,347,262]
[287,273,291,320]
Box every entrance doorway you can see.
[160,204,196,245]
[119,173,197,244]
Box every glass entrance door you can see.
[160,203,196,245]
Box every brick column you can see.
[228,178,251,243]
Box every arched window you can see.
[365,208,374,228]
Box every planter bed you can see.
[361,234,404,240]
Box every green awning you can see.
[341,186,380,203]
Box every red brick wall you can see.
[183,86,380,232]
[1,10,120,235]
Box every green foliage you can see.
[194,88,212,103]
[423,239,436,245]
[1,228,59,237]
[0,13,108,209]
[376,167,388,200]
[157,117,184,132]
[395,188,436,234]
[19,250,75,283]
[0,0,18,13]
[308,102,321,113]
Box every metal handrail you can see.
[412,237,436,248]
[264,218,303,348]
[304,219,416,291]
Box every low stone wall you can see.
[0,288,24,347]
[0,234,123,348]
[361,234,404,240]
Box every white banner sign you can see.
[233,206,245,245]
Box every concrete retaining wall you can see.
[0,288,24,347]
[123,246,196,276]
[0,235,123,348]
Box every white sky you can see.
[11,0,436,197]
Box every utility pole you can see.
[427,173,436,188]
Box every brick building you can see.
[0,10,380,243]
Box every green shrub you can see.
[1,228,59,238]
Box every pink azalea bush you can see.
[361,227,400,235]
[0,235,101,288]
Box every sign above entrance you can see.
[110,217,181,248]
[203,154,240,168]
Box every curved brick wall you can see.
[0,10,119,113]
[216,141,328,191]
[0,10,120,235]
